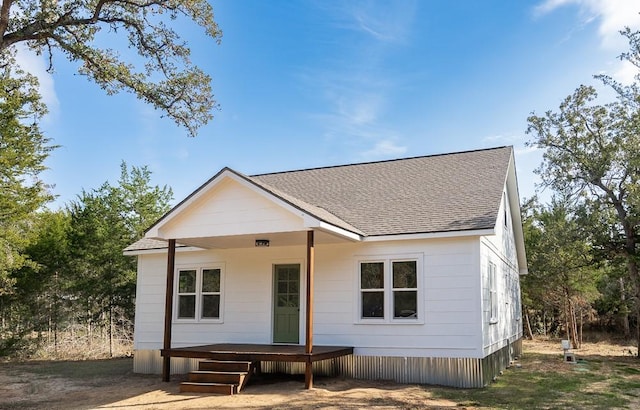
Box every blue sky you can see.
[18,0,640,208]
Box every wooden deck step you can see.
[180,381,237,395]
[198,360,252,372]
[187,370,246,385]
[180,360,256,395]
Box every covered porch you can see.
[146,169,361,389]
[159,229,356,389]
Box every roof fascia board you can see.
[147,167,362,241]
[147,168,315,238]
[123,246,203,256]
[305,218,362,241]
[506,151,529,275]
[363,228,495,242]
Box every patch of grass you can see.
[430,354,631,409]
[615,364,640,375]
[16,357,132,380]
[611,378,640,391]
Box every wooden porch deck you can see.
[161,343,354,363]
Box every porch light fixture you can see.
[255,239,270,247]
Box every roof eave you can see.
[506,150,529,275]
[122,245,203,256]
[303,217,362,241]
[363,227,495,242]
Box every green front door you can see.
[273,264,300,344]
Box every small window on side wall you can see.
[489,262,498,323]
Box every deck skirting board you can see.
[134,339,522,388]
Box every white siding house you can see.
[125,146,527,387]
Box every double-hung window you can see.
[361,262,385,318]
[176,265,223,322]
[392,261,418,319]
[358,256,421,323]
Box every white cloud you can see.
[319,0,418,44]
[482,134,524,146]
[348,1,417,44]
[360,139,407,160]
[303,2,418,157]
[535,0,640,49]
[14,44,59,117]
[534,0,640,84]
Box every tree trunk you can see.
[569,299,580,349]
[109,304,113,358]
[625,257,640,358]
[53,272,58,355]
[579,305,583,346]
[525,310,535,340]
[620,277,631,338]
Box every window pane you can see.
[202,268,220,292]
[361,262,384,289]
[178,295,196,318]
[288,294,299,307]
[394,291,417,318]
[362,291,384,318]
[278,281,288,294]
[178,270,196,293]
[202,294,220,318]
[288,280,298,294]
[393,261,417,289]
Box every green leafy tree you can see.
[0,0,222,137]
[527,29,640,351]
[0,210,71,356]
[0,62,55,296]
[67,162,171,355]
[521,197,601,347]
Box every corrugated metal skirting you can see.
[134,339,521,388]
[261,355,485,388]
[261,340,521,388]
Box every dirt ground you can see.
[0,338,637,410]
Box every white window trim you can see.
[489,261,498,324]
[174,263,225,324]
[355,254,424,325]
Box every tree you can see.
[0,62,55,295]
[527,29,640,352]
[67,162,171,355]
[521,197,601,347]
[0,0,222,137]
[0,210,71,356]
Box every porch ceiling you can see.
[173,229,355,249]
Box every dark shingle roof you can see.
[126,146,514,254]
[250,146,512,236]
[123,238,189,252]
